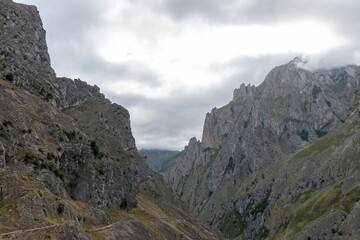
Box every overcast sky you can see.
[16,0,360,150]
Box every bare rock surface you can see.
[165,58,360,239]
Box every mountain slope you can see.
[165,58,360,238]
[139,149,182,173]
[0,0,221,239]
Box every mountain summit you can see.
[165,58,360,239]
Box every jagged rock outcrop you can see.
[165,58,360,239]
[0,0,55,98]
[0,0,221,239]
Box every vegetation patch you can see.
[337,187,360,214]
[293,122,360,163]
[207,147,222,168]
[251,189,271,216]
[5,151,12,164]
[97,168,105,175]
[23,151,37,164]
[4,72,13,82]
[286,184,342,238]
[255,226,270,240]
[312,86,322,99]
[329,82,346,93]
[315,130,327,138]
[284,118,303,123]
[91,140,103,159]
[63,130,76,140]
[224,157,235,173]
[0,126,6,138]
[297,130,309,141]
[120,199,128,210]
[47,152,56,160]
[45,93,53,102]
[57,203,65,215]
[2,120,13,128]
[219,209,245,239]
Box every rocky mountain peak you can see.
[233,83,256,101]
[165,58,360,238]
[0,0,55,95]
[188,136,198,145]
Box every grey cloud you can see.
[36,0,106,40]
[105,54,295,150]
[155,0,360,68]
[15,0,360,150]
[156,0,360,25]
[48,41,160,87]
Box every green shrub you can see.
[33,159,40,168]
[315,130,327,137]
[255,226,269,240]
[219,209,245,239]
[251,189,271,216]
[47,152,56,160]
[312,86,322,98]
[57,203,65,214]
[5,152,11,163]
[0,126,6,138]
[224,157,235,173]
[5,73,13,82]
[298,130,309,141]
[54,168,64,181]
[63,130,76,140]
[120,199,128,210]
[98,168,105,175]
[19,128,27,134]
[45,93,53,102]
[24,151,37,164]
[90,140,101,158]
[2,120,13,128]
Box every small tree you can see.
[5,73,13,82]
[57,203,65,215]
[120,199,128,210]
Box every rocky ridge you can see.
[165,57,360,239]
[139,149,181,173]
[0,0,221,239]
[139,147,188,173]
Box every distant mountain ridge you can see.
[164,57,360,239]
[139,144,190,173]
[139,149,181,172]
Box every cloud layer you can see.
[16,0,360,149]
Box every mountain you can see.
[164,58,360,239]
[138,149,183,173]
[0,1,221,239]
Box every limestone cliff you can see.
[0,0,221,239]
[165,58,360,239]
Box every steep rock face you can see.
[165,58,360,238]
[0,77,139,209]
[0,1,221,239]
[0,0,55,97]
[0,0,140,210]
